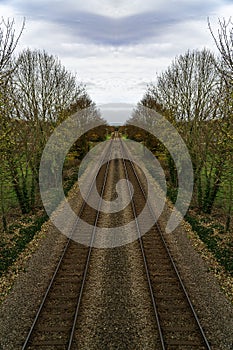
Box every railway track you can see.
[119,138,211,350]
[22,139,114,350]
[22,134,211,349]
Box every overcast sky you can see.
[0,0,232,122]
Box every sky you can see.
[0,0,232,123]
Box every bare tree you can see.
[0,17,24,79]
[208,18,233,225]
[0,17,24,227]
[208,17,233,81]
[132,49,226,213]
[2,49,88,213]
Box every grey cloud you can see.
[4,0,226,46]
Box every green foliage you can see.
[63,168,80,196]
[166,185,178,204]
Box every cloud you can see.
[2,0,226,46]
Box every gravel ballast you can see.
[73,152,160,349]
[0,140,232,349]
[0,221,67,350]
[159,206,233,350]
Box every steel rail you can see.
[22,139,113,350]
[120,138,212,350]
[67,138,114,349]
[118,139,166,350]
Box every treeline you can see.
[0,18,106,230]
[127,18,233,231]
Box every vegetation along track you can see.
[22,134,211,349]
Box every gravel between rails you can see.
[73,149,160,349]
[73,243,160,350]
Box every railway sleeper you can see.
[41,311,73,319]
[27,339,68,347]
[44,295,78,301]
[166,338,208,347]
[34,325,71,332]
[43,302,76,309]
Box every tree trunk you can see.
[10,167,30,214]
[0,182,7,231]
[166,153,175,186]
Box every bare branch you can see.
[208,17,233,80]
[0,17,25,79]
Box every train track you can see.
[22,134,211,349]
[119,137,211,350]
